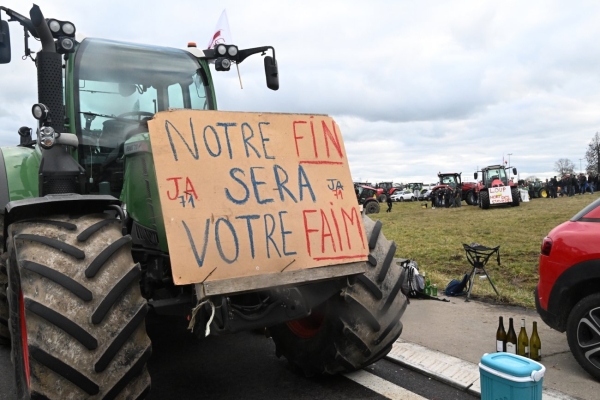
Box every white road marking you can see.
[344,370,427,400]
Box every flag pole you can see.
[236,63,243,89]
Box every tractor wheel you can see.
[270,214,408,376]
[566,293,600,381]
[377,194,386,203]
[480,191,490,209]
[539,188,548,198]
[364,201,380,214]
[511,187,520,207]
[465,190,475,206]
[6,214,151,399]
[0,253,8,346]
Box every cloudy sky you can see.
[1,0,599,184]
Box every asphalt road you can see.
[0,319,477,400]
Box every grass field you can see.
[371,193,599,308]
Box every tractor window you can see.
[485,168,507,184]
[73,38,212,196]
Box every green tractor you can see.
[0,5,408,399]
[528,180,548,199]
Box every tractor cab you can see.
[476,165,517,188]
[72,38,215,196]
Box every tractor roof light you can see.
[56,37,76,54]
[216,44,227,56]
[31,103,50,121]
[227,45,238,57]
[48,19,61,33]
[45,18,76,38]
[38,126,57,149]
[215,57,231,71]
[62,22,75,36]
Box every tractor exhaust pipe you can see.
[30,4,55,53]
[30,4,65,133]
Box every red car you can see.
[536,197,600,380]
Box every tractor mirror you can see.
[512,167,517,175]
[264,56,279,90]
[474,172,478,180]
[0,20,11,64]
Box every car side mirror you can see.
[0,20,11,64]
[264,56,279,91]
[513,167,517,175]
[474,172,478,180]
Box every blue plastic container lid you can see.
[480,353,544,378]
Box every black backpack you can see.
[444,274,470,296]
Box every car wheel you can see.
[567,293,600,381]
[399,198,404,202]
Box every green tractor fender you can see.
[2,194,121,249]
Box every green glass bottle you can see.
[517,318,529,358]
[530,321,541,361]
[496,316,506,352]
[506,318,517,354]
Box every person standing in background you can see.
[579,174,588,195]
[551,176,558,198]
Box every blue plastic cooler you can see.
[479,353,545,400]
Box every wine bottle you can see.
[517,318,529,357]
[496,316,506,352]
[530,321,541,361]
[506,318,517,354]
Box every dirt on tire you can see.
[269,214,408,375]
[6,214,151,399]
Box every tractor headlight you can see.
[31,103,50,121]
[216,44,227,56]
[215,57,231,71]
[48,19,61,33]
[62,22,75,36]
[45,19,76,38]
[39,126,56,149]
[56,37,76,54]
[227,45,238,57]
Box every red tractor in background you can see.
[355,183,381,214]
[375,181,402,202]
[474,165,520,209]
[430,173,477,207]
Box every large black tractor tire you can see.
[364,201,380,214]
[465,190,475,206]
[566,293,600,381]
[377,194,387,203]
[6,214,151,399]
[480,191,490,209]
[269,214,408,376]
[0,253,8,346]
[511,187,520,207]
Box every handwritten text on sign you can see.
[148,111,367,285]
[489,186,513,204]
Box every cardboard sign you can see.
[489,186,513,204]
[148,110,368,285]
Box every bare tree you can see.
[525,175,538,181]
[554,158,575,177]
[585,132,600,175]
